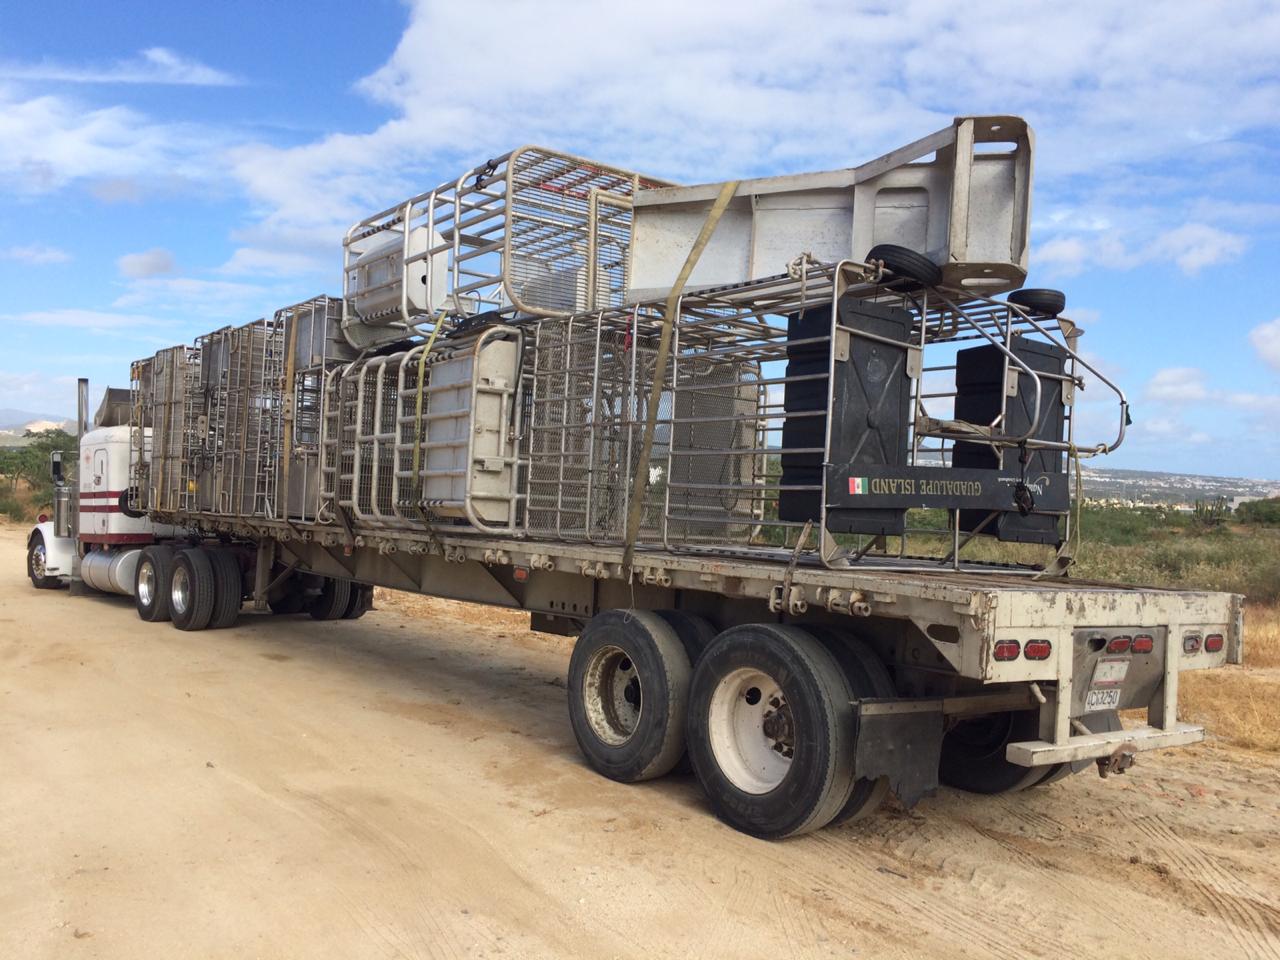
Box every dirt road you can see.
[2,524,1278,959]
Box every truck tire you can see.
[342,583,374,620]
[808,627,895,825]
[27,532,63,589]
[308,577,352,621]
[567,609,692,783]
[170,547,216,632]
[207,549,243,629]
[653,610,718,665]
[687,624,857,839]
[1008,287,1066,317]
[135,544,176,621]
[866,243,943,289]
[939,709,1047,794]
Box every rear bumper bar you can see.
[1006,722,1204,766]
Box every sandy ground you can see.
[2,524,1279,960]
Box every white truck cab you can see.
[27,411,172,593]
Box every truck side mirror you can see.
[50,450,64,484]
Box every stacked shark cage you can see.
[130,117,1130,571]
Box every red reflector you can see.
[1132,635,1154,654]
[994,640,1021,661]
[1107,636,1132,654]
[1024,640,1052,660]
[37,513,49,523]
[1183,634,1202,654]
[513,566,530,582]
[1205,634,1224,653]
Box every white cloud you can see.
[3,308,167,334]
[1037,222,1246,279]
[0,48,239,87]
[1146,224,1247,275]
[1145,367,1209,404]
[1249,318,1280,372]
[110,276,288,327]
[206,0,1280,284]
[219,247,326,278]
[1,243,70,264]
[1035,237,1089,277]
[117,247,176,279]
[0,87,227,195]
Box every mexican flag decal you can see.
[849,477,868,495]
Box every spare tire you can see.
[1008,288,1066,317]
[866,244,943,289]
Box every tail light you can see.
[994,640,1021,661]
[1132,635,1154,654]
[1205,634,1224,653]
[1024,639,1052,660]
[1106,636,1131,654]
[1183,634,1202,654]
[37,513,49,523]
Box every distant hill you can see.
[0,408,74,431]
[0,409,76,447]
[1080,466,1280,506]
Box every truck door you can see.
[91,447,109,536]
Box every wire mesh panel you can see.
[526,310,677,543]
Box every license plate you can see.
[1091,657,1130,686]
[1085,687,1122,711]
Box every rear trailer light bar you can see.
[1132,634,1154,654]
[1205,634,1224,653]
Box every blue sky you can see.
[1,0,1278,478]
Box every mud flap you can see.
[854,701,944,808]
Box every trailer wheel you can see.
[939,709,1047,794]
[653,610,718,665]
[27,532,63,590]
[342,583,374,620]
[267,573,304,615]
[135,544,176,621]
[866,243,943,289]
[808,627,895,825]
[687,624,856,839]
[567,609,692,783]
[308,577,352,621]
[207,549,243,629]
[170,548,216,632]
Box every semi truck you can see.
[26,116,1244,839]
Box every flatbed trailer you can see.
[26,115,1245,839]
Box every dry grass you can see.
[1180,602,1279,753]
[1242,601,1280,669]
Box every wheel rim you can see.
[171,565,190,616]
[582,644,643,745]
[30,543,47,578]
[137,561,155,606]
[708,667,794,794]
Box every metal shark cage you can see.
[517,258,1127,570]
[341,147,672,352]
